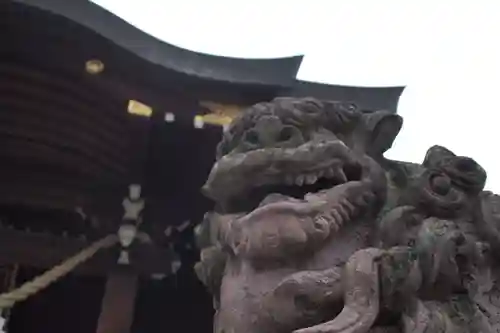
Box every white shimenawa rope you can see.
[0,234,118,309]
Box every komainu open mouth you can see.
[246,160,364,211]
[202,140,369,213]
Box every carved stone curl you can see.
[195,97,500,333]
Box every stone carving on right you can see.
[195,97,500,333]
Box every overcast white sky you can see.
[94,0,500,191]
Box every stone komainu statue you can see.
[194,97,500,333]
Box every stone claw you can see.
[293,248,383,333]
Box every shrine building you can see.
[0,1,404,332]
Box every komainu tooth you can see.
[331,210,343,225]
[330,222,339,232]
[336,205,350,220]
[341,199,356,214]
[325,168,335,178]
[316,170,324,178]
[295,175,305,186]
[306,174,318,184]
[335,168,348,183]
[314,215,330,230]
[330,215,342,231]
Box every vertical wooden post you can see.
[96,270,138,333]
[0,264,18,332]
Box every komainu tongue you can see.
[259,193,303,207]
[305,182,360,204]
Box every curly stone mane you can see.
[215,97,361,159]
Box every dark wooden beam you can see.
[0,226,173,276]
[96,270,138,333]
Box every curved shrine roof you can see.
[4,0,404,113]
[6,0,304,88]
[289,81,405,114]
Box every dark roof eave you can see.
[287,80,405,113]
[9,0,304,87]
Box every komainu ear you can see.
[365,110,403,157]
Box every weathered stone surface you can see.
[195,97,499,333]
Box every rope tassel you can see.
[118,250,130,265]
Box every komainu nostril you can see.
[276,125,303,146]
[244,130,260,145]
[278,127,294,142]
[245,124,300,146]
[430,174,451,195]
[451,232,466,246]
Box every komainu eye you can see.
[244,130,260,145]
